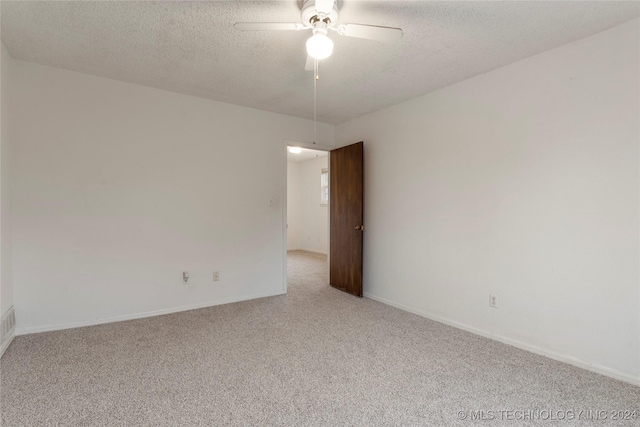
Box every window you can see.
[320,168,329,206]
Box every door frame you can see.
[282,139,334,293]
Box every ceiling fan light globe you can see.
[306,33,334,59]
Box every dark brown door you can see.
[330,142,364,297]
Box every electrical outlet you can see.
[183,271,190,284]
[489,294,498,308]
[213,271,220,281]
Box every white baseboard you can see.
[364,292,640,387]
[0,330,15,358]
[15,291,285,336]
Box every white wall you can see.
[0,41,14,319]
[337,19,640,384]
[10,59,334,333]
[287,160,302,250]
[298,156,328,254]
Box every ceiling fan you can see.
[234,0,403,70]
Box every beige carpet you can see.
[1,250,638,426]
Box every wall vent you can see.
[0,306,16,358]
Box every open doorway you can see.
[283,140,364,297]
[284,142,331,293]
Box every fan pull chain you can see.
[314,57,318,144]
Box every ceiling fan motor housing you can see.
[301,0,340,26]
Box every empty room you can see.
[1,1,639,425]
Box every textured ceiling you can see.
[2,1,638,124]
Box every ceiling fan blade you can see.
[233,22,306,31]
[336,24,403,42]
[305,55,315,71]
[315,0,334,15]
